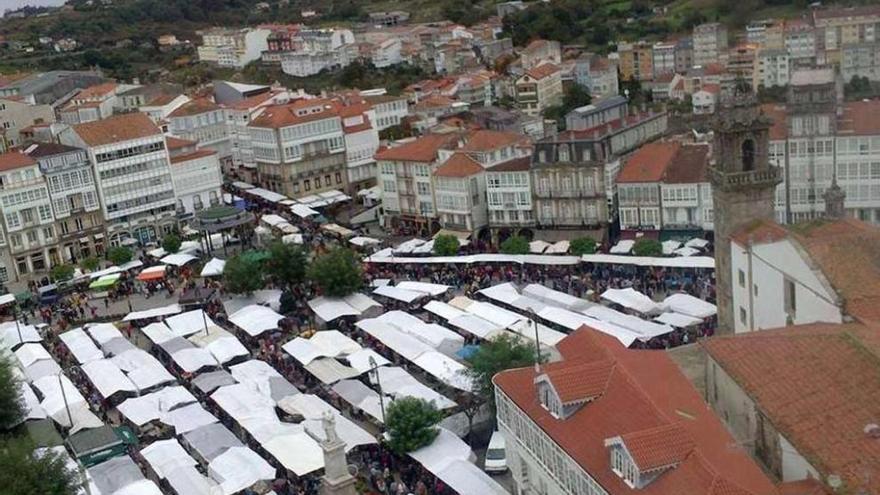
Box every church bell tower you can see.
[710,80,782,334]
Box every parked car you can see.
[484,430,507,473]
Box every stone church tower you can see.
[710,81,782,333]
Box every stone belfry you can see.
[710,79,782,333]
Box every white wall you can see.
[780,435,821,482]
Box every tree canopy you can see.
[265,241,307,288]
[467,334,539,410]
[49,264,75,283]
[307,248,363,297]
[500,235,529,255]
[633,238,663,257]
[106,246,133,266]
[162,233,182,254]
[0,353,25,430]
[0,436,83,495]
[570,237,598,256]
[384,397,443,455]
[433,234,460,256]
[79,256,99,272]
[223,253,264,295]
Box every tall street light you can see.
[368,355,385,424]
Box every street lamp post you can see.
[57,365,79,430]
[369,355,385,424]
[528,310,541,364]
[13,303,22,346]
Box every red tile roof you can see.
[375,134,457,162]
[619,424,695,471]
[249,99,340,129]
[494,329,779,495]
[616,142,681,183]
[487,156,531,172]
[168,97,221,118]
[0,150,37,172]
[73,112,161,147]
[433,153,483,178]
[836,100,880,136]
[170,149,217,164]
[524,63,560,80]
[145,93,181,106]
[224,90,281,110]
[703,323,880,495]
[730,218,789,246]
[544,359,613,404]
[75,82,117,99]
[664,144,710,183]
[459,129,527,152]
[165,136,197,150]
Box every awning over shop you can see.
[137,265,167,282]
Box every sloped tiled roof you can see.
[75,82,117,99]
[165,136,196,150]
[616,142,681,183]
[433,153,483,178]
[703,323,880,495]
[620,424,695,471]
[249,99,340,129]
[72,112,161,147]
[524,63,560,80]
[170,149,217,165]
[168,97,220,118]
[544,359,613,404]
[459,129,526,152]
[375,134,457,163]
[494,329,779,495]
[0,150,37,172]
[487,156,531,172]
[664,144,710,183]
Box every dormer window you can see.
[534,360,613,420]
[604,424,694,489]
[610,447,638,487]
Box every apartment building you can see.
[58,82,119,125]
[783,19,817,63]
[375,133,458,234]
[0,151,59,282]
[60,112,178,246]
[248,99,348,198]
[652,41,676,76]
[674,37,694,73]
[757,48,791,88]
[514,63,562,116]
[340,102,380,193]
[433,153,487,234]
[520,39,561,70]
[616,41,653,81]
[727,44,759,89]
[223,89,291,173]
[813,5,880,64]
[166,137,223,220]
[842,42,880,82]
[138,93,190,128]
[0,97,54,150]
[693,22,728,67]
[22,142,105,264]
[565,96,628,132]
[573,54,619,100]
[280,29,356,77]
[167,98,233,167]
[370,38,403,68]
[197,27,271,68]
[362,94,409,131]
[486,157,534,236]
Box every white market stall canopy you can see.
[1,321,42,349]
[522,284,592,312]
[581,305,673,340]
[662,293,717,319]
[610,239,635,254]
[229,305,284,337]
[247,187,288,203]
[368,252,582,265]
[160,253,197,267]
[260,214,287,227]
[58,328,103,364]
[409,428,509,495]
[118,386,197,427]
[349,236,381,247]
[81,359,138,399]
[654,312,703,328]
[369,366,456,409]
[582,254,715,269]
[662,240,681,255]
[600,288,662,315]
[331,379,389,424]
[321,223,355,238]
[423,300,466,321]
[123,303,182,322]
[308,293,382,323]
[395,281,451,296]
[376,311,464,357]
[33,374,104,433]
[372,285,427,304]
[290,203,319,218]
[200,258,226,277]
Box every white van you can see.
[484,431,507,473]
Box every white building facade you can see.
[197,28,270,68]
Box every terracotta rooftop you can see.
[764,100,880,141]
[22,142,82,158]
[434,153,483,178]
[703,323,880,495]
[165,136,197,150]
[144,93,182,106]
[494,329,779,495]
[663,144,710,183]
[249,99,340,129]
[524,63,560,80]
[168,97,221,118]
[0,150,37,172]
[375,133,457,162]
[224,90,281,110]
[459,129,526,152]
[616,141,681,183]
[543,359,613,404]
[619,423,695,471]
[487,156,531,172]
[170,149,217,164]
[72,112,161,147]
[75,82,117,100]
[730,218,789,246]
[813,5,880,20]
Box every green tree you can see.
[307,248,363,297]
[49,264,75,283]
[633,238,663,257]
[223,254,264,295]
[266,241,307,288]
[570,237,598,256]
[384,397,443,455]
[466,334,538,410]
[500,235,529,255]
[433,234,459,256]
[79,256,99,272]
[0,436,83,494]
[105,246,133,266]
[0,353,25,430]
[162,233,181,254]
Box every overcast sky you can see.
[2,0,65,11]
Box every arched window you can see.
[742,139,756,172]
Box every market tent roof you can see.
[167,344,219,373]
[582,305,673,340]
[89,456,158,495]
[321,223,355,237]
[395,281,451,296]
[377,311,464,357]
[229,360,299,404]
[188,326,249,365]
[674,246,700,257]
[478,282,521,306]
[276,394,377,450]
[0,293,15,306]
[208,446,276,495]
[0,321,42,349]
[373,285,426,303]
[409,428,508,495]
[162,402,219,434]
[222,289,283,314]
[247,187,287,203]
[345,348,390,374]
[17,372,46,420]
[507,319,567,347]
[200,258,226,277]
[141,322,175,345]
[87,322,123,345]
[308,330,362,358]
[423,300,466,321]
[89,273,121,290]
[581,253,715,268]
[463,300,525,329]
[349,236,380,247]
[448,314,505,340]
[119,259,144,271]
[137,265,167,281]
[229,305,284,337]
[191,370,237,395]
[81,359,138,399]
[15,342,54,369]
[392,238,427,254]
[111,348,175,391]
[367,252,581,265]
[685,238,710,249]
[332,379,388,423]
[529,240,550,253]
[182,422,243,462]
[282,233,304,244]
[161,253,197,267]
[545,240,570,254]
[166,309,219,338]
[123,303,182,322]
[290,203,319,218]
[308,297,360,322]
[654,311,703,328]
[260,214,287,227]
[662,293,717,318]
[89,265,122,280]
[662,240,682,255]
[33,374,103,433]
[141,438,198,479]
[118,386,197,427]
[231,181,255,190]
[600,288,661,314]
[522,284,592,312]
[58,328,91,359]
[304,357,360,384]
[369,366,456,409]
[610,239,635,254]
